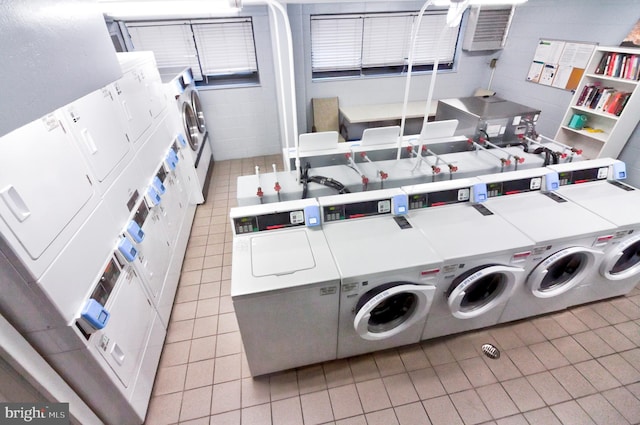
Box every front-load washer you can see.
[477,168,617,324]
[402,179,535,340]
[159,67,212,202]
[548,158,640,305]
[319,189,443,359]
[230,199,341,376]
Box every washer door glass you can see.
[528,247,600,298]
[191,90,206,133]
[601,235,640,280]
[182,102,200,151]
[353,282,435,341]
[447,264,522,319]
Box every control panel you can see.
[234,209,306,234]
[323,198,391,222]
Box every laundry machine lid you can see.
[528,246,601,297]
[251,230,315,277]
[447,264,522,319]
[353,282,436,341]
[601,234,640,280]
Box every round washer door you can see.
[601,234,640,281]
[448,264,523,319]
[191,90,206,133]
[528,246,601,298]
[354,282,435,341]
[182,102,200,151]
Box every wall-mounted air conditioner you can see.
[462,5,515,51]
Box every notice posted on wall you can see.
[526,39,597,91]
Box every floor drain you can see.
[481,343,500,360]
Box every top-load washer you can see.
[319,189,443,359]
[159,67,212,202]
[402,179,535,340]
[230,199,341,376]
[477,168,617,324]
[548,158,640,305]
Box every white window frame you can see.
[125,18,259,87]
[311,11,460,79]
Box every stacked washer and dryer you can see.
[0,52,206,424]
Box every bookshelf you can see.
[554,45,640,159]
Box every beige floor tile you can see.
[509,321,546,345]
[550,365,597,398]
[221,266,232,281]
[476,382,519,419]
[550,400,596,425]
[300,390,334,425]
[449,389,491,425]
[394,402,431,425]
[602,386,640,423]
[297,364,327,395]
[213,354,242,384]
[205,243,225,257]
[422,395,463,425]
[575,359,621,392]
[201,266,223,284]
[532,316,569,340]
[495,415,528,425]
[526,371,571,405]
[335,415,367,425]
[215,331,242,357]
[383,373,419,406]
[241,376,270,408]
[365,408,399,425]
[444,334,480,361]
[593,326,636,352]
[505,346,545,376]
[189,336,216,363]
[610,297,640,320]
[182,257,204,272]
[241,403,271,425]
[269,370,299,401]
[528,341,570,369]
[591,302,629,325]
[198,282,221,300]
[500,377,545,412]
[203,254,223,269]
[166,317,194,343]
[620,348,640,373]
[481,353,522,382]
[328,384,364,420]
[184,359,215,390]
[551,310,589,334]
[549,336,592,364]
[145,392,182,425]
[323,359,354,388]
[192,315,218,339]
[349,354,380,382]
[195,297,220,318]
[433,362,472,394]
[179,416,209,425]
[576,393,630,425]
[187,235,208,249]
[409,367,446,400]
[598,353,640,385]
[625,382,640,400]
[373,349,405,377]
[421,340,455,366]
[179,386,212,422]
[356,378,392,413]
[397,344,430,371]
[154,364,187,396]
[215,312,238,334]
[159,341,191,368]
[614,321,640,346]
[180,270,202,287]
[171,301,198,322]
[175,285,200,304]
[220,279,232,296]
[210,380,241,415]
[522,407,562,425]
[185,244,207,259]
[570,305,609,329]
[488,326,526,350]
[218,295,234,314]
[271,397,303,425]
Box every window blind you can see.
[127,23,203,80]
[311,16,363,72]
[192,19,257,76]
[362,15,413,67]
[412,13,458,64]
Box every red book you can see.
[605,92,624,114]
[607,53,617,76]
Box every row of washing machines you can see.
[230,157,640,376]
[0,52,209,424]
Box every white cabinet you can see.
[555,46,640,159]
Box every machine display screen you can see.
[91,258,121,306]
[234,210,305,234]
[133,201,149,228]
[557,167,606,186]
[323,199,390,222]
[409,188,469,209]
[486,177,540,198]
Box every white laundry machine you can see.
[477,168,617,323]
[230,199,341,376]
[159,67,213,201]
[548,158,640,305]
[402,179,535,340]
[319,189,443,359]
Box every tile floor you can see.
[143,155,640,425]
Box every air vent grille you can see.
[463,6,514,51]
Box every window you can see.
[125,18,259,87]
[311,11,460,79]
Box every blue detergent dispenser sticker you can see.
[392,194,408,215]
[472,183,488,203]
[304,205,321,227]
[126,220,145,243]
[165,151,178,170]
[177,134,187,147]
[80,299,110,331]
[153,176,166,195]
[147,186,161,206]
[612,161,627,180]
[545,172,560,191]
[117,237,138,262]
